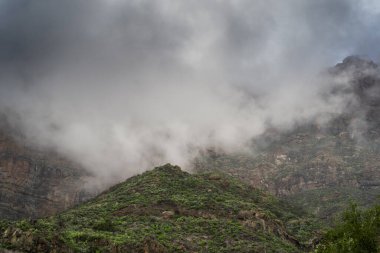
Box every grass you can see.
[0,164,321,252]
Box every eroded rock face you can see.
[0,129,92,219]
[332,56,380,138]
[194,57,380,219]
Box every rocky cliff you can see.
[194,56,380,220]
[0,125,92,219]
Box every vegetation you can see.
[285,187,380,223]
[193,118,380,222]
[315,203,380,253]
[0,164,321,252]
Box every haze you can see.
[0,0,379,186]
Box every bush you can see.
[93,217,115,232]
[315,203,380,253]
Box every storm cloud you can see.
[0,0,379,186]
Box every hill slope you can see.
[0,164,321,253]
[194,120,380,221]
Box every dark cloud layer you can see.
[0,0,379,187]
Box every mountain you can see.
[0,56,379,252]
[0,121,92,220]
[194,56,380,221]
[194,121,380,221]
[0,164,322,253]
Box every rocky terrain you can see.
[0,164,322,253]
[194,56,380,221]
[0,122,92,220]
[194,121,380,221]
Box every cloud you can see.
[0,0,379,187]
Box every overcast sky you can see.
[0,0,379,186]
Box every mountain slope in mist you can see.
[2,0,380,187]
[0,56,379,222]
[0,120,92,219]
[0,164,322,253]
[194,56,380,221]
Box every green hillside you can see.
[0,164,321,253]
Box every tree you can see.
[315,203,380,253]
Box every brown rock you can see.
[0,128,93,219]
[161,210,175,219]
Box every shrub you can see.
[315,203,380,253]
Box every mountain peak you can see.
[153,163,183,174]
[334,55,378,72]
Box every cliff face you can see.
[0,129,92,219]
[194,123,379,198]
[194,57,380,220]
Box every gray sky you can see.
[0,0,379,186]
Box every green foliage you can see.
[0,219,10,233]
[315,203,380,253]
[0,164,320,252]
[16,219,32,231]
[285,187,380,224]
[92,217,115,232]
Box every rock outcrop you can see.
[0,127,92,219]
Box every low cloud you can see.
[0,0,379,187]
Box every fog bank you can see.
[0,0,380,186]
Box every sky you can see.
[0,0,379,187]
